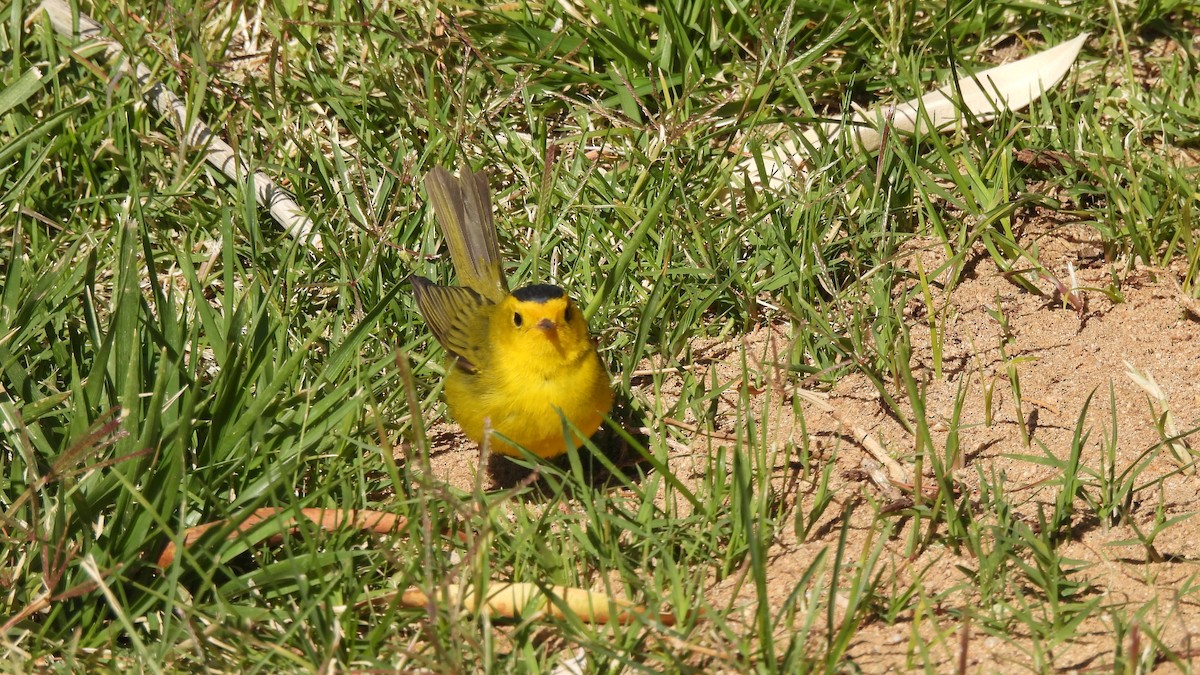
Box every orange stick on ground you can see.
[157,508,407,568]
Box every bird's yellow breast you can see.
[443,293,613,458]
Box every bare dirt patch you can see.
[694,220,1200,671]
[413,214,1200,670]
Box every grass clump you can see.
[3,0,1200,671]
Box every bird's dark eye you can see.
[563,307,572,322]
[513,312,523,326]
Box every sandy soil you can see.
[416,209,1200,671]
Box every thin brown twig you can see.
[662,417,737,442]
[156,507,408,568]
[793,388,914,485]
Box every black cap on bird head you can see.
[511,284,566,304]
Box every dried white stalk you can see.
[1125,362,1194,472]
[36,0,320,249]
[400,582,675,626]
[745,33,1090,191]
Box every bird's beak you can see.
[536,318,557,333]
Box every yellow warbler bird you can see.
[411,166,614,459]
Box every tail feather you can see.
[424,166,508,303]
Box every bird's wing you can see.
[410,276,490,373]
[424,166,509,303]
